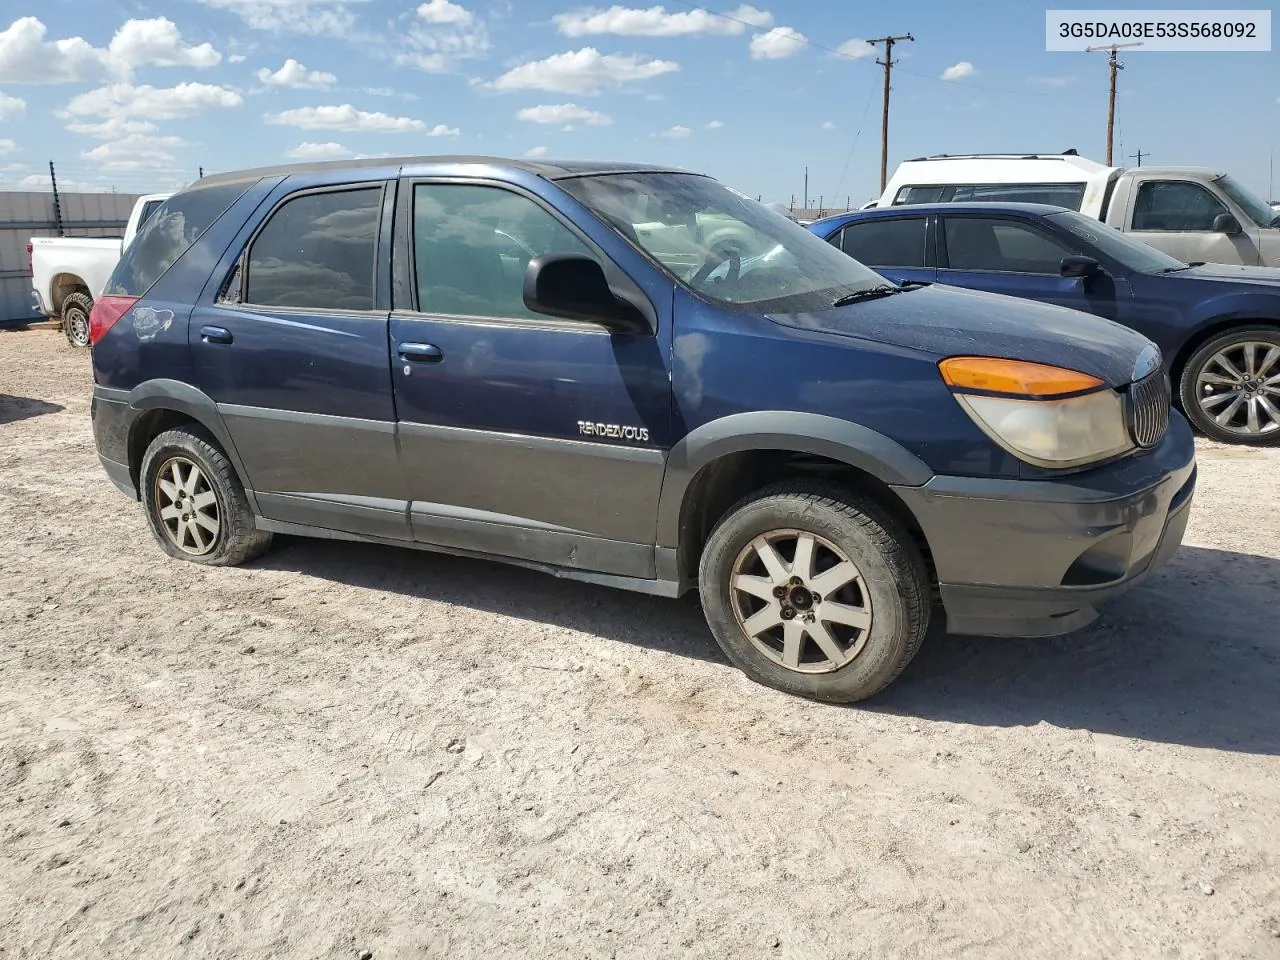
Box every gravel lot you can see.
[2,327,1279,960]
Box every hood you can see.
[1175,263,1280,286]
[770,283,1155,387]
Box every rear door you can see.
[936,214,1129,321]
[388,178,671,578]
[190,180,410,540]
[828,215,935,285]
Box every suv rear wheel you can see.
[140,425,272,566]
[62,292,93,348]
[1179,326,1280,445]
[698,482,930,703]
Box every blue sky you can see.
[0,0,1276,203]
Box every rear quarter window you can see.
[105,182,252,297]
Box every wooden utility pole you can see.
[867,33,914,193]
[1085,42,1142,165]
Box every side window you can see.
[138,200,163,230]
[244,187,382,311]
[838,218,927,268]
[1132,181,1228,231]
[895,185,948,205]
[413,183,593,320]
[944,217,1075,274]
[953,183,1087,210]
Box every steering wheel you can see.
[690,245,742,289]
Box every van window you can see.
[104,182,250,297]
[245,187,382,311]
[837,218,927,268]
[412,183,593,320]
[894,183,1087,210]
[1132,181,1227,232]
[943,217,1075,274]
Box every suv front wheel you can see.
[698,482,930,703]
[140,425,273,566]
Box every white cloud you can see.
[397,2,489,72]
[257,58,337,88]
[525,145,548,157]
[66,117,160,138]
[0,90,25,118]
[749,26,806,60]
[517,103,612,126]
[106,18,221,73]
[194,0,366,38]
[418,0,473,24]
[426,123,460,136]
[81,132,186,171]
[659,124,691,138]
[265,104,427,132]
[0,138,15,155]
[821,120,835,131]
[705,119,724,129]
[554,4,772,37]
[834,38,874,60]
[65,82,243,122]
[940,61,975,81]
[17,173,110,192]
[0,17,106,84]
[1029,74,1076,87]
[490,47,678,94]
[228,53,247,63]
[286,141,352,159]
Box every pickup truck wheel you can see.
[698,482,930,703]
[140,426,272,566]
[1179,326,1280,445]
[61,292,93,348]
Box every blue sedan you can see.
[809,203,1280,445]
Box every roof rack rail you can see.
[908,150,1082,161]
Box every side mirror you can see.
[1212,213,1241,235]
[1060,255,1103,279]
[523,253,650,333]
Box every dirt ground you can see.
[2,327,1279,960]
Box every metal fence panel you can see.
[0,190,142,323]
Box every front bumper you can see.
[892,412,1197,638]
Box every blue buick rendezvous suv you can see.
[89,157,1196,703]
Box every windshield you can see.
[558,172,886,312]
[1047,209,1188,274]
[1216,174,1280,227]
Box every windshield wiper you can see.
[831,285,901,308]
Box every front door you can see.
[389,179,672,578]
[1127,179,1262,266]
[936,214,1129,322]
[191,181,410,540]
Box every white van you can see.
[879,153,1280,268]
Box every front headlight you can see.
[940,356,1134,468]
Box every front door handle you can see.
[200,325,233,345]
[399,342,443,363]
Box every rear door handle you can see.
[399,342,443,363]
[200,325,233,345]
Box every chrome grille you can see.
[1126,370,1171,448]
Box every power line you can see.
[666,0,1069,98]
[830,76,880,203]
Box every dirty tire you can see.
[140,425,272,566]
[698,481,930,704]
[1178,326,1280,446]
[61,292,93,348]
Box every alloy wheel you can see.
[1196,341,1280,438]
[154,456,221,556]
[729,529,874,675]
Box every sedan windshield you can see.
[1216,174,1280,227]
[1047,209,1188,274]
[559,172,887,312]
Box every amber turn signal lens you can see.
[938,356,1104,397]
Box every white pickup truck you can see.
[29,193,170,347]
[878,154,1280,269]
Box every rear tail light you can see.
[89,295,137,346]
